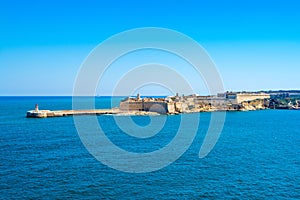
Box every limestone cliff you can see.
[240,99,269,111]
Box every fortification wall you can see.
[119,101,170,114]
[143,102,168,113]
[194,98,227,106]
[119,101,143,111]
[236,94,270,103]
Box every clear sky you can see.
[0,0,300,96]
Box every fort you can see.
[119,93,175,114]
[119,92,271,114]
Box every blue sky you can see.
[0,0,300,95]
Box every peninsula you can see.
[26,91,300,118]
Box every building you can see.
[225,92,270,104]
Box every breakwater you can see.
[26,107,159,118]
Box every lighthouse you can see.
[35,104,39,112]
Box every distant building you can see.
[225,92,270,104]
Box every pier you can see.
[26,104,160,118]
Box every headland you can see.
[26,90,300,118]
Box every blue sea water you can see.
[0,96,299,199]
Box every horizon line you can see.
[1,89,300,97]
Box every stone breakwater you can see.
[26,108,160,118]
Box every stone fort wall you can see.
[236,93,270,104]
[119,101,171,114]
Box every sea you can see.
[0,96,299,199]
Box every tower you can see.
[137,93,141,100]
[35,104,39,112]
